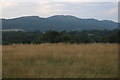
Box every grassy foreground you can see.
[2,43,118,78]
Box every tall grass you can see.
[2,43,118,78]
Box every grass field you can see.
[2,43,118,78]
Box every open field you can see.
[2,43,118,78]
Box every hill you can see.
[2,15,118,31]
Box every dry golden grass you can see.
[2,43,118,78]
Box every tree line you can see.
[2,29,120,45]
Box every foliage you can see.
[2,15,117,31]
[2,29,120,45]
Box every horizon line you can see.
[0,15,118,23]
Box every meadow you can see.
[2,43,118,78]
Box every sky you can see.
[0,0,119,22]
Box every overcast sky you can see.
[0,0,119,22]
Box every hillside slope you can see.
[2,15,117,31]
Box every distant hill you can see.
[1,15,118,31]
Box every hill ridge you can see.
[2,15,117,31]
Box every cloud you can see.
[1,2,18,8]
[0,2,18,18]
[1,2,118,22]
[34,2,65,17]
[53,0,119,2]
[36,2,57,15]
[105,7,118,15]
[1,0,119,2]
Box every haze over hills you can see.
[1,15,118,31]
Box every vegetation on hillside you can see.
[2,15,117,31]
[2,29,120,45]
